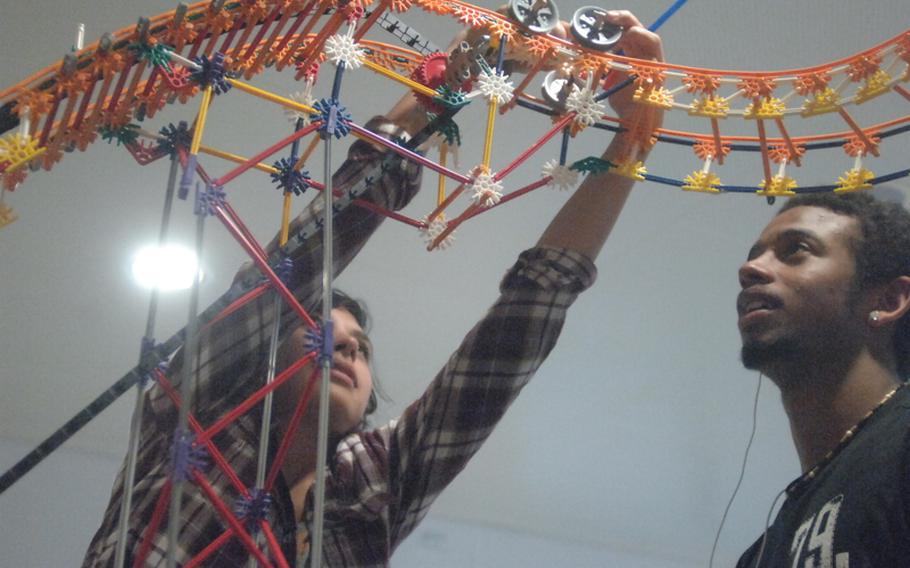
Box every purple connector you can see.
[320,320,334,364]
[141,360,169,389]
[273,257,294,285]
[302,320,334,365]
[179,154,197,199]
[140,336,157,357]
[194,182,226,217]
[170,428,209,482]
[302,323,323,355]
[233,488,273,528]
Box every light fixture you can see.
[131,244,202,291]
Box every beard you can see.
[740,322,861,388]
[739,278,867,381]
[740,334,801,371]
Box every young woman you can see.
[84,11,663,566]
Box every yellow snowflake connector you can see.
[757,176,797,197]
[744,98,786,120]
[0,202,18,229]
[0,133,44,172]
[801,88,841,117]
[854,70,893,104]
[835,168,875,193]
[689,97,729,118]
[633,86,674,109]
[613,160,647,181]
[682,171,721,193]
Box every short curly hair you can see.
[779,192,910,377]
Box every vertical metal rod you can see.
[244,298,282,568]
[114,155,180,568]
[253,124,305,486]
[166,194,206,568]
[248,122,304,568]
[310,133,333,568]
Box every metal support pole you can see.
[114,154,180,567]
[166,195,206,568]
[310,131,333,568]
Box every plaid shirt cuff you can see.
[501,246,597,295]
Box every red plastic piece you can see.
[125,140,169,165]
[409,52,469,113]
[161,65,193,90]
[296,60,321,82]
[343,3,365,22]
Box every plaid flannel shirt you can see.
[83,117,596,567]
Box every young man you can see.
[736,192,910,566]
[83,11,663,566]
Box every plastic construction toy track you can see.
[0,0,909,565]
[0,0,908,227]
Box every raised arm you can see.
[537,11,664,261]
[255,27,483,299]
[84,64,433,568]
[320,13,665,556]
[148,97,427,417]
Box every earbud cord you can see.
[708,372,763,568]
[753,486,787,567]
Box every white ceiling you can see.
[1,0,908,565]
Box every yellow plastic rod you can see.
[279,191,293,246]
[228,78,317,115]
[482,100,497,168]
[189,85,213,155]
[199,144,278,174]
[293,135,322,172]
[437,143,448,206]
[362,59,438,98]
